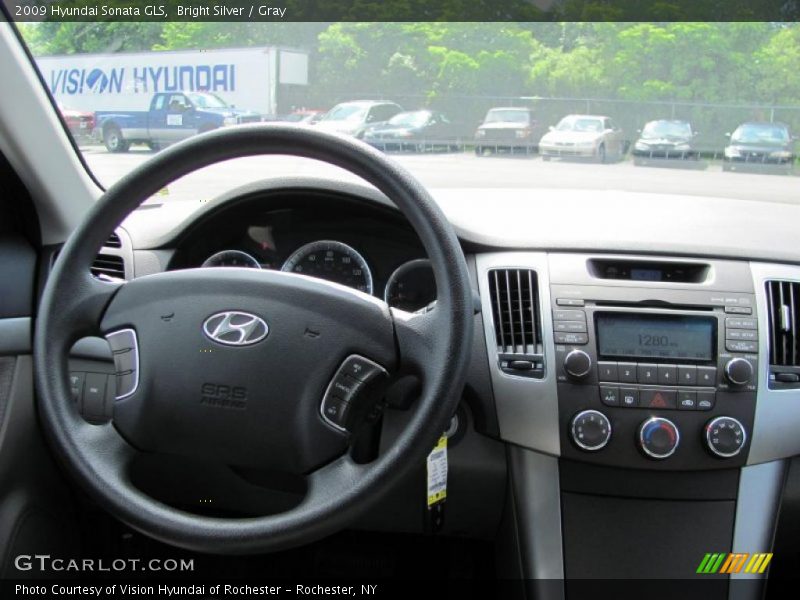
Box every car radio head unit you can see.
[595,313,716,362]
[549,280,759,471]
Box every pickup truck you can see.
[94,91,261,153]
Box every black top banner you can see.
[3,0,800,22]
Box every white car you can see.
[314,100,403,138]
[539,114,627,162]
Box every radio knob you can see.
[564,349,592,379]
[725,358,754,386]
[638,417,680,460]
[570,410,611,451]
[705,416,747,458]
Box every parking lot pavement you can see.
[80,145,800,205]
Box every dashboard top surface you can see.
[121,178,800,265]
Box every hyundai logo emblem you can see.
[203,311,269,346]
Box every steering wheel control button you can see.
[69,372,85,402]
[340,355,387,383]
[106,328,136,353]
[81,373,110,422]
[620,387,639,407]
[706,416,747,458]
[105,328,140,400]
[600,386,620,407]
[322,396,351,429]
[113,348,136,373]
[321,355,389,432]
[638,417,680,459]
[570,410,612,451]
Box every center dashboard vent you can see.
[488,268,544,378]
[766,280,800,387]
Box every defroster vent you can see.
[488,268,544,378]
[766,280,800,387]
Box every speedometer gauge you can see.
[202,250,262,269]
[385,259,436,311]
[281,241,373,294]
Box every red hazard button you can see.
[641,389,677,409]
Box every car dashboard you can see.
[71,177,800,587]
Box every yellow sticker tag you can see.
[426,435,448,507]
[156,187,170,196]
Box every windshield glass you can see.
[485,110,529,124]
[642,121,692,139]
[731,124,790,145]
[556,117,604,133]
[14,20,800,203]
[186,92,229,109]
[389,111,430,127]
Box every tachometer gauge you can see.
[281,240,373,294]
[202,250,262,269]
[385,259,436,312]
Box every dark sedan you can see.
[723,122,795,174]
[633,119,698,165]
[362,110,463,152]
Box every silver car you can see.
[539,114,627,162]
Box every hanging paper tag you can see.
[426,435,448,507]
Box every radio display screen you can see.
[595,313,716,361]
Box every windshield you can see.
[731,124,790,145]
[485,110,529,124]
[186,93,230,109]
[389,111,431,127]
[642,121,692,139]
[556,117,604,133]
[14,20,800,204]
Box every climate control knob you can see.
[564,349,592,379]
[570,410,611,451]
[724,358,754,386]
[638,417,680,459]
[705,416,747,458]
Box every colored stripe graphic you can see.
[698,552,773,574]
[697,553,726,574]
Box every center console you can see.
[475,252,798,594]
[553,276,757,470]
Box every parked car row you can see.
[68,93,797,174]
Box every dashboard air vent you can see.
[105,232,122,248]
[91,254,126,281]
[766,280,800,387]
[488,268,544,378]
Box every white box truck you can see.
[35,46,309,117]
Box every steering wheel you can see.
[34,126,474,554]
